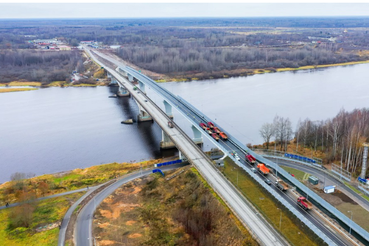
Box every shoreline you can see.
[2,59,369,88]
[155,59,369,82]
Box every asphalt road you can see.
[119,64,350,245]
[270,157,369,214]
[0,187,88,211]
[75,163,187,246]
[86,48,288,246]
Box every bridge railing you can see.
[119,65,369,245]
[176,96,338,246]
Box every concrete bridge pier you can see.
[179,151,188,162]
[160,131,176,149]
[117,85,130,97]
[138,80,146,94]
[192,125,203,145]
[127,73,134,82]
[108,75,118,86]
[163,100,173,119]
[133,99,152,122]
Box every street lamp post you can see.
[277,208,282,230]
[348,210,353,235]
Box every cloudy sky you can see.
[0,3,369,19]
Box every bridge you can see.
[84,47,369,246]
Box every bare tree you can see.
[259,122,275,149]
[273,115,293,151]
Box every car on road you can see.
[251,168,256,173]
[234,153,240,161]
[264,179,272,185]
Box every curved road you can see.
[75,163,187,246]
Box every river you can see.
[1,63,368,183]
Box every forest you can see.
[260,108,369,177]
[0,50,84,84]
[1,17,369,81]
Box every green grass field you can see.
[221,157,324,246]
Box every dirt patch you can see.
[98,222,110,229]
[93,167,257,246]
[126,220,136,225]
[319,193,343,206]
[99,209,113,219]
[99,240,115,245]
[128,233,142,238]
[331,190,358,204]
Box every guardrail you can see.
[176,96,337,246]
[252,148,322,165]
[116,64,369,245]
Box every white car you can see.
[235,154,240,161]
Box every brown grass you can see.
[0,88,37,93]
[8,81,42,86]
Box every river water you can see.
[1,63,368,183]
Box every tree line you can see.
[0,50,84,84]
[260,108,369,177]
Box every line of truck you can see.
[199,122,228,141]
[244,153,314,210]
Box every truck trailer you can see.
[275,179,289,191]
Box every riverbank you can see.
[154,59,369,82]
[0,158,170,205]
[0,88,38,93]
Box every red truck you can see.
[257,163,269,175]
[211,133,220,141]
[199,122,207,130]
[207,122,214,129]
[219,132,228,140]
[246,154,256,164]
[297,196,313,210]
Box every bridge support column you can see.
[133,99,152,122]
[138,80,146,94]
[160,131,176,149]
[179,151,188,162]
[192,125,203,145]
[117,85,130,97]
[163,100,173,119]
[127,74,134,82]
[108,76,118,86]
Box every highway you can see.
[75,163,187,246]
[268,157,369,212]
[89,49,353,245]
[83,47,287,246]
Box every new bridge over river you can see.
[84,47,369,246]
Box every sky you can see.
[0,3,369,19]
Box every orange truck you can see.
[257,163,269,175]
[297,196,313,210]
[219,132,228,140]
